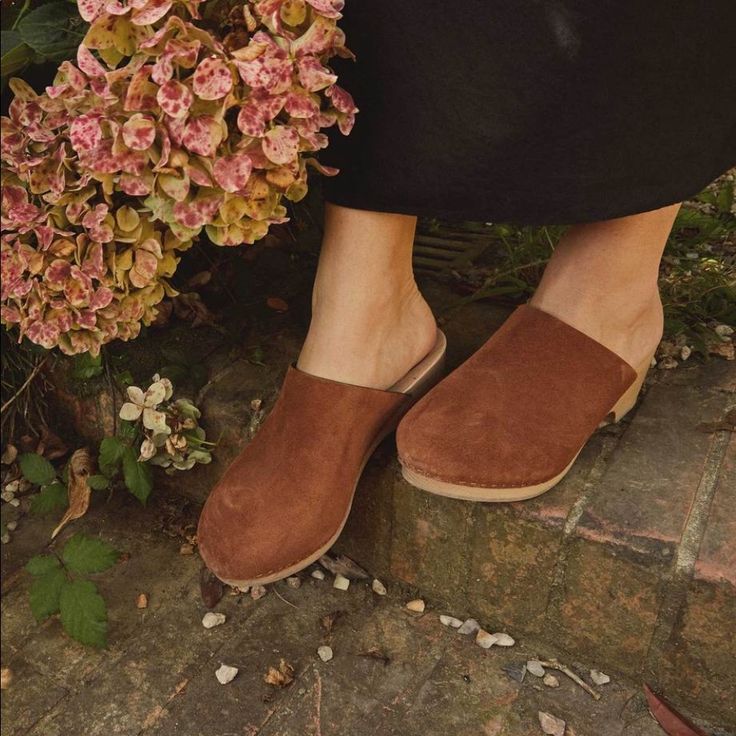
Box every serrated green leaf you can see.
[69,352,104,380]
[26,554,61,577]
[122,446,153,505]
[17,2,86,63]
[98,437,125,478]
[1,31,33,79]
[19,453,57,486]
[29,567,66,621]
[62,534,118,575]
[87,474,110,491]
[59,579,107,648]
[30,482,68,515]
[117,421,139,442]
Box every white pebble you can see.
[4,480,20,493]
[8,498,19,507]
[538,711,566,736]
[371,579,387,595]
[405,599,425,613]
[457,618,481,635]
[317,645,333,662]
[475,630,498,649]
[439,615,463,628]
[202,612,226,629]
[715,324,734,339]
[311,569,325,580]
[215,664,238,685]
[491,632,515,647]
[250,584,267,600]
[286,576,301,589]
[590,669,611,685]
[526,660,546,678]
[0,533,9,545]
[333,574,350,591]
[1,491,15,503]
[6,521,18,532]
[543,673,560,688]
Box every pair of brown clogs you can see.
[197,304,649,587]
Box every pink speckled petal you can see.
[192,57,233,101]
[182,115,223,157]
[262,125,300,165]
[77,0,105,22]
[131,0,173,25]
[156,80,193,119]
[122,116,157,150]
[213,154,253,193]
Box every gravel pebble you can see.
[250,585,267,600]
[475,630,498,649]
[371,579,387,595]
[215,664,238,684]
[286,576,301,589]
[333,574,350,591]
[543,673,560,688]
[311,569,325,580]
[491,632,515,647]
[538,711,566,736]
[457,618,481,635]
[6,521,18,532]
[439,615,463,628]
[405,599,425,613]
[526,660,546,678]
[202,612,227,629]
[317,645,333,662]
[590,669,611,685]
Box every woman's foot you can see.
[530,204,681,370]
[297,204,437,389]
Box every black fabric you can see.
[321,1,736,225]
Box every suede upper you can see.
[197,366,410,582]
[396,305,637,488]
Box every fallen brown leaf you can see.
[51,448,93,539]
[36,426,69,461]
[644,684,707,736]
[199,566,225,609]
[709,341,735,360]
[320,610,347,634]
[266,296,289,313]
[318,554,369,580]
[0,668,12,690]
[264,659,294,688]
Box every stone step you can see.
[46,283,736,730]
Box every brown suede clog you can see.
[197,331,446,587]
[397,305,651,502]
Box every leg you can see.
[531,203,681,368]
[297,203,437,389]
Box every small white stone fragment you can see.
[4,480,20,493]
[333,573,350,591]
[715,324,734,339]
[286,576,301,589]
[538,711,566,736]
[317,645,333,663]
[311,569,325,580]
[680,345,692,361]
[250,584,267,600]
[475,630,498,649]
[457,618,481,635]
[405,599,425,613]
[371,579,387,595]
[215,664,238,685]
[491,632,515,647]
[1,491,15,503]
[6,521,18,532]
[543,673,560,688]
[8,498,19,507]
[590,669,611,685]
[0,533,9,545]
[439,615,463,628]
[202,612,226,629]
[526,660,546,678]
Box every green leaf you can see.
[69,352,104,380]
[87,474,110,491]
[30,481,68,515]
[59,579,107,648]
[19,453,57,486]
[26,554,61,577]
[62,534,118,575]
[117,420,139,442]
[122,446,153,505]
[17,2,86,63]
[1,31,33,80]
[29,567,66,621]
[98,437,125,478]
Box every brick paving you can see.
[1,280,734,735]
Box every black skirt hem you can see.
[323,162,735,227]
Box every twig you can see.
[0,357,48,416]
[272,588,297,609]
[538,659,601,700]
